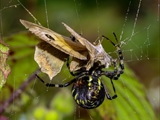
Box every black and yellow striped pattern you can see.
[71,75,105,109]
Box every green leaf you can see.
[50,89,74,115]
[44,110,60,120]
[33,107,45,120]
[1,32,39,115]
[0,40,11,89]
[4,32,39,87]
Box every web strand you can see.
[17,0,41,25]
[43,0,49,28]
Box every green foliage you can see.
[0,40,11,89]
[5,32,38,87]
[50,90,74,115]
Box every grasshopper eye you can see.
[45,34,55,41]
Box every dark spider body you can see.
[72,69,105,109]
[36,33,124,109]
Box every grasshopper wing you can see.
[20,19,87,60]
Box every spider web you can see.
[0,0,159,120]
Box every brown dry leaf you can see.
[20,19,87,60]
[35,41,68,80]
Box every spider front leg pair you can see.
[35,71,88,88]
[100,33,124,99]
[100,71,118,100]
[66,57,87,76]
[35,57,88,88]
[102,32,124,80]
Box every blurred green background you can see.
[0,0,159,120]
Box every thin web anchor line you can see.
[43,0,49,28]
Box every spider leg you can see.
[101,75,117,100]
[66,57,75,76]
[112,59,117,71]
[112,32,124,79]
[104,83,117,100]
[111,58,121,80]
[102,33,124,80]
[110,78,117,99]
[104,86,112,100]
[66,57,86,76]
[36,74,76,87]
[36,71,89,87]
